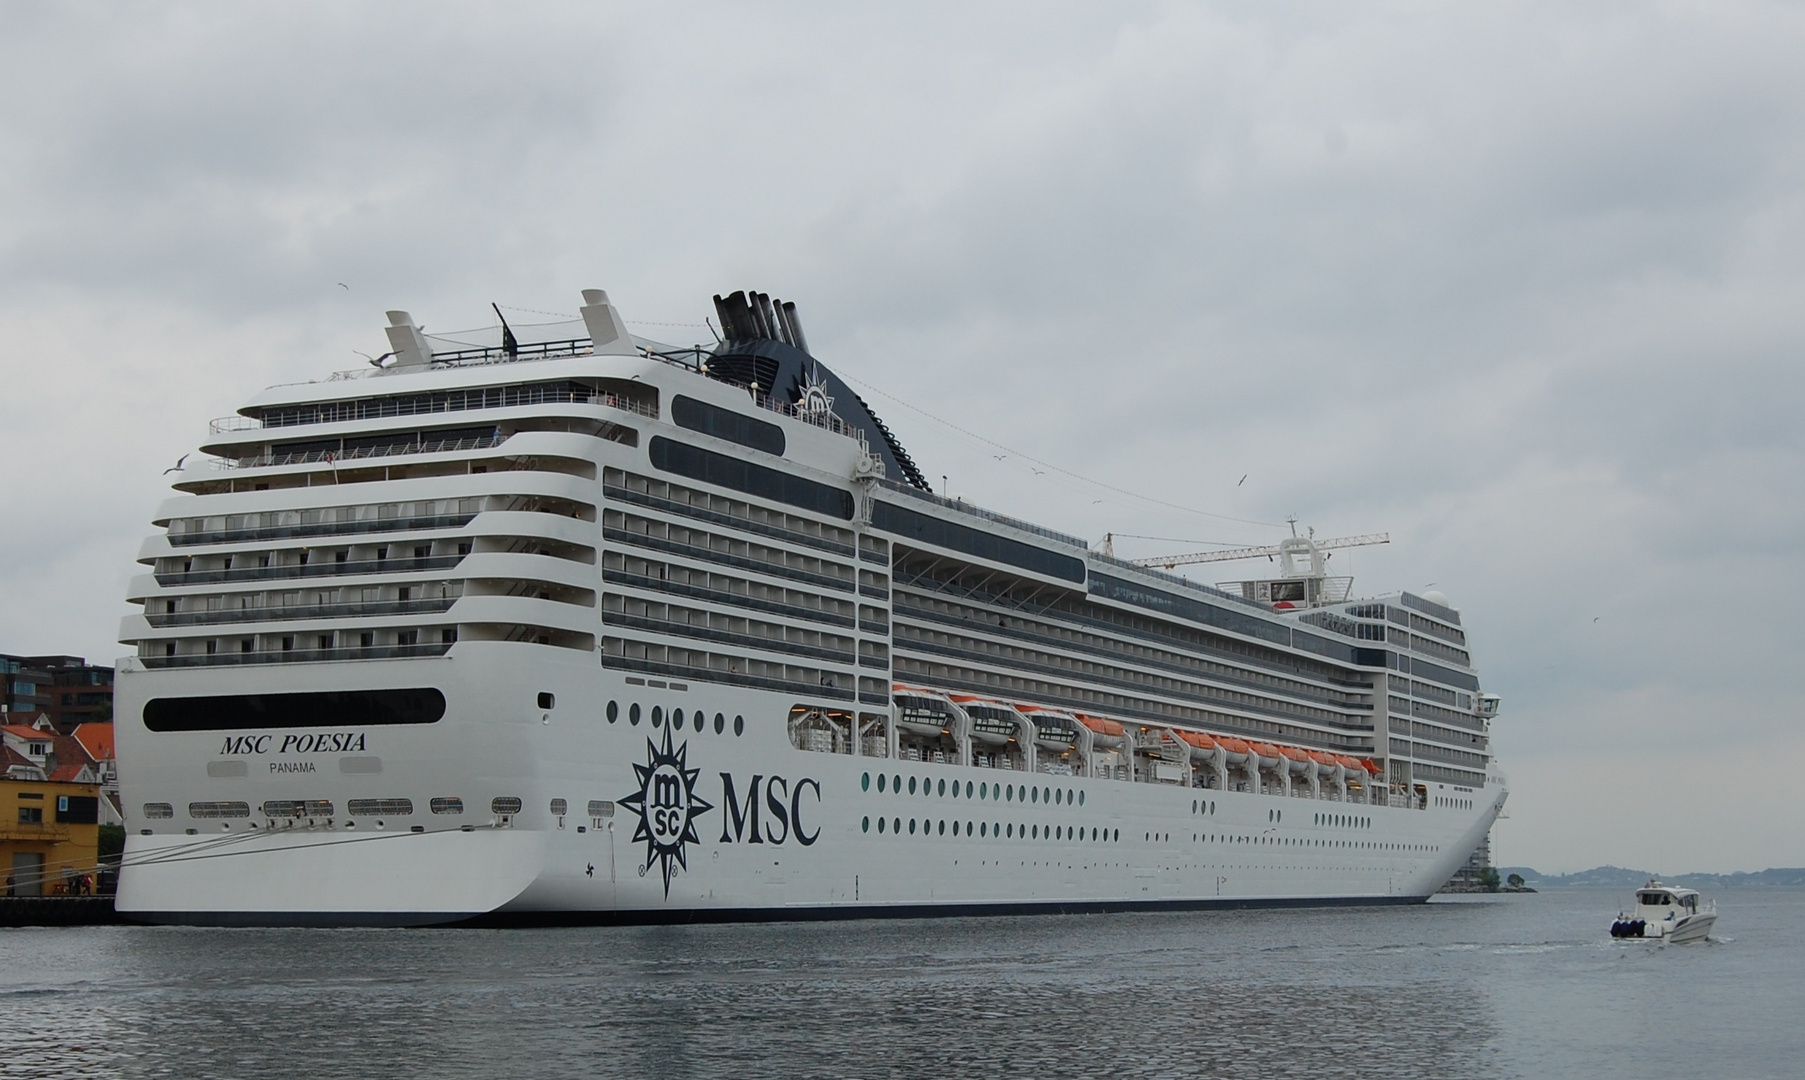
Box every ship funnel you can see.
[711,290,810,351]
[580,289,636,356]
[384,310,432,370]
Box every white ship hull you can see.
[116,645,1503,926]
[114,287,1508,927]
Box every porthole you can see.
[1194,800,1199,814]
[1078,791,1086,806]
[878,816,887,833]
[1113,829,1120,841]
[892,774,901,793]
[1030,787,1039,804]
[714,712,725,734]
[1006,823,1014,838]
[893,818,901,833]
[673,708,684,728]
[1005,785,1014,802]
[966,781,974,798]
[733,714,745,736]
[937,778,946,797]
[908,776,917,795]
[1057,790,1065,806]
[606,701,619,723]
[862,816,870,832]
[629,703,641,726]
[862,772,871,792]
[878,774,887,792]
[909,819,917,835]
[938,820,946,836]
[979,783,988,800]
[1091,828,1097,841]
[950,780,960,799]
[980,822,987,837]
[651,705,663,728]
[1043,787,1051,803]
[694,711,705,732]
[1031,825,1038,839]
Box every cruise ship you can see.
[114,288,1507,926]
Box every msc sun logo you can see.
[618,728,713,899]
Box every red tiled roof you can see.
[2,745,39,771]
[2,724,51,740]
[72,723,115,761]
[48,763,90,783]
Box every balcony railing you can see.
[155,554,464,587]
[141,643,452,668]
[215,432,508,471]
[145,597,459,628]
[168,513,476,548]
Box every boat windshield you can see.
[1639,893,1672,906]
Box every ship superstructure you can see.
[114,289,1506,925]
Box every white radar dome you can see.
[1423,590,1450,607]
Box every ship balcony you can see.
[200,429,610,480]
[206,377,659,441]
[138,642,453,669]
[151,469,600,530]
[140,596,460,629]
[145,508,600,564]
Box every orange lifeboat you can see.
[1216,736,1252,757]
[1175,730,1218,750]
[1249,741,1282,762]
[1278,745,1311,762]
[1308,750,1339,768]
[1078,715,1124,737]
[1336,755,1369,774]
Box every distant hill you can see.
[1499,865,1805,889]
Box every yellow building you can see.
[2,774,102,897]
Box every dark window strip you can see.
[648,436,852,520]
[671,395,786,456]
[143,688,446,731]
[872,501,1085,584]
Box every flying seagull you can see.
[1237,474,1247,486]
[338,282,349,290]
[163,453,188,475]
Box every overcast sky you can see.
[3,1,1801,874]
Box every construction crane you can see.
[1105,523,1390,571]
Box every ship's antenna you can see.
[490,303,519,359]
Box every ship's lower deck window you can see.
[430,797,464,815]
[142,688,446,731]
[347,798,414,816]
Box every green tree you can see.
[1507,873,1525,889]
[97,823,125,862]
[1479,867,1502,892]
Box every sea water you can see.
[2,888,1801,1079]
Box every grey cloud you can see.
[2,1,1802,872]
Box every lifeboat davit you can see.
[1278,745,1314,774]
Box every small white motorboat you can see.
[1610,881,1716,943]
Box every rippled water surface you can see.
[3,889,1802,1079]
